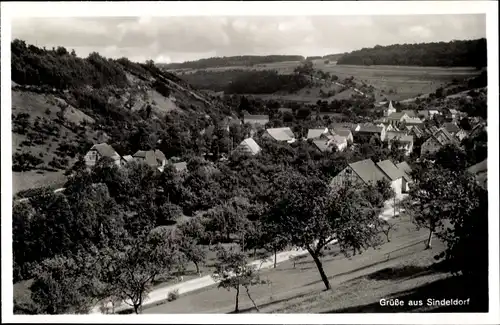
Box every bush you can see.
[376,179,395,201]
[167,289,179,302]
[156,203,183,226]
[13,152,44,172]
[12,113,31,134]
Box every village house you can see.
[387,112,409,126]
[84,143,122,168]
[446,109,459,121]
[262,127,296,143]
[172,161,188,173]
[442,122,461,136]
[396,161,413,193]
[455,129,469,141]
[383,100,397,117]
[407,125,425,139]
[428,109,440,118]
[313,134,348,153]
[233,138,262,156]
[402,116,424,127]
[331,122,360,133]
[421,128,459,156]
[330,127,354,144]
[243,113,270,126]
[386,134,414,156]
[330,158,389,188]
[376,160,405,198]
[355,124,387,142]
[417,110,429,120]
[402,110,417,118]
[307,128,330,140]
[132,149,168,172]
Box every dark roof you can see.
[402,110,417,117]
[442,122,460,134]
[349,159,389,184]
[396,161,413,182]
[376,160,405,181]
[313,139,333,153]
[387,112,407,120]
[133,149,166,167]
[91,143,120,160]
[358,125,383,133]
[331,128,352,138]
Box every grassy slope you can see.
[143,215,466,314]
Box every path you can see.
[92,196,404,314]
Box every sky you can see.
[11,14,486,64]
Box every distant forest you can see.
[337,38,487,68]
[161,55,306,70]
[181,69,310,94]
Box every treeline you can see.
[160,55,305,70]
[180,69,311,94]
[337,38,487,67]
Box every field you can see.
[142,214,481,314]
[169,61,481,102]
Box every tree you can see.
[265,170,381,290]
[432,144,469,171]
[176,221,207,274]
[98,228,181,314]
[29,253,100,314]
[211,245,269,313]
[403,166,461,249]
[378,219,398,242]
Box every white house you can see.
[396,161,413,193]
[85,143,122,168]
[376,159,404,198]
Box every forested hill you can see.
[337,38,487,68]
[11,39,238,192]
[159,55,305,70]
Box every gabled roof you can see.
[122,155,134,162]
[386,132,413,143]
[376,160,405,181]
[331,123,359,132]
[417,110,429,118]
[313,139,333,153]
[442,122,460,134]
[265,127,295,141]
[396,161,413,183]
[91,143,120,160]
[331,128,352,138]
[235,138,261,156]
[358,125,384,133]
[409,125,424,137]
[307,128,329,139]
[173,161,188,172]
[133,149,166,167]
[348,159,389,184]
[243,113,269,120]
[404,117,423,124]
[402,110,417,117]
[387,112,407,120]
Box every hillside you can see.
[337,38,487,68]
[159,55,306,70]
[10,40,232,194]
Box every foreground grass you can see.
[143,215,475,314]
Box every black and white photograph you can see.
[1,1,498,323]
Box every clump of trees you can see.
[337,38,487,67]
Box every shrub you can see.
[13,152,44,171]
[167,289,179,302]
